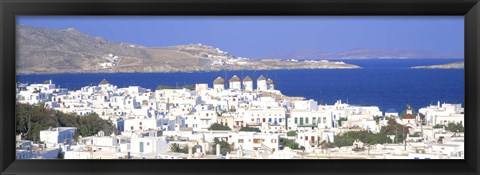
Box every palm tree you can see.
[169,143,181,152]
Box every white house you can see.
[230,132,279,153]
[39,127,76,146]
[122,117,164,132]
[130,136,169,158]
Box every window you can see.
[323,117,327,124]
[294,118,298,124]
[131,126,134,130]
[139,142,144,152]
[271,139,276,143]
[139,122,142,125]
[238,139,244,143]
[268,118,272,122]
[312,117,317,124]
[306,118,309,124]
[300,118,304,125]
[305,136,308,141]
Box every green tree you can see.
[212,138,232,156]
[286,131,297,136]
[156,85,177,90]
[169,143,181,152]
[208,123,231,131]
[156,84,195,90]
[447,122,464,132]
[239,126,261,132]
[279,137,303,150]
[333,118,408,147]
[433,124,443,128]
[337,117,347,126]
[15,103,117,142]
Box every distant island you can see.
[265,49,463,60]
[411,61,464,69]
[16,26,360,74]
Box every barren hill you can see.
[16,26,360,74]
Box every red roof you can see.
[403,114,414,119]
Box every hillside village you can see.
[16,76,464,159]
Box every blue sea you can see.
[16,59,464,113]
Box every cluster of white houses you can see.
[16,75,464,159]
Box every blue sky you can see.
[17,16,464,59]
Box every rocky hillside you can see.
[411,61,464,69]
[17,26,360,74]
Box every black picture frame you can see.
[1,0,479,175]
